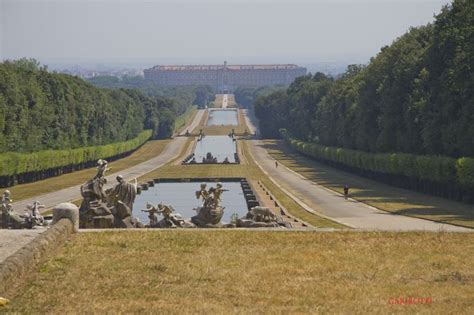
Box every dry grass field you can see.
[4,231,473,313]
[263,140,474,229]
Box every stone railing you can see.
[0,203,78,297]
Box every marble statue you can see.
[111,175,137,212]
[209,183,228,208]
[249,206,276,221]
[192,183,227,227]
[141,202,159,226]
[25,200,45,226]
[1,190,13,228]
[93,159,110,201]
[1,191,46,229]
[1,190,24,228]
[237,206,285,228]
[79,160,140,228]
[195,183,211,207]
[144,202,185,228]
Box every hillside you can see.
[255,0,473,158]
[0,59,192,153]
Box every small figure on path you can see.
[275,160,278,168]
[343,184,349,200]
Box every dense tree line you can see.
[234,85,284,109]
[0,59,193,153]
[256,0,473,158]
[88,75,215,110]
[255,1,473,202]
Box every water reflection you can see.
[207,109,238,126]
[193,136,236,163]
[134,182,248,224]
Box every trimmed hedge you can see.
[281,129,474,202]
[0,130,152,186]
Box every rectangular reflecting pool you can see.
[192,135,237,163]
[207,109,238,126]
[133,181,248,224]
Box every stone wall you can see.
[0,219,75,297]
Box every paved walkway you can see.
[12,110,204,212]
[243,110,471,232]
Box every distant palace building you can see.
[144,61,307,92]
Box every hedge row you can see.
[0,130,152,177]
[281,129,474,201]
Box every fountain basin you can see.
[207,109,238,126]
[134,179,252,224]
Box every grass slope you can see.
[6,231,474,313]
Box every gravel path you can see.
[243,110,471,232]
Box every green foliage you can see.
[0,130,151,177]
[256,1,473,157]
[0,60,200,153]
[0,60,149,152]
[193,85,214,109]
[234,85,284,109]
[282,129,474,190]
[456,158,474,189]
[87,75,213,114]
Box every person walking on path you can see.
[343,184,349,200]
[275,160,278,168]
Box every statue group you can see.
[77,160,288,229]
[79,159,141,228]
[0,190,45,229]
[141,202,186,228]
[201,152,218,164]
[192,182,228,227]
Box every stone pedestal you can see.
[53,203,79,232]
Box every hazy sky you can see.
[1,0,448,66]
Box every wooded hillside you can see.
[255,0,473,158]
[0,59,198,153]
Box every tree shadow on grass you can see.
[259,140,474,228]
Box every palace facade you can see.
[144,62,307,92]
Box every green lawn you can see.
[5,231,473,313]
[263,140,474,229]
